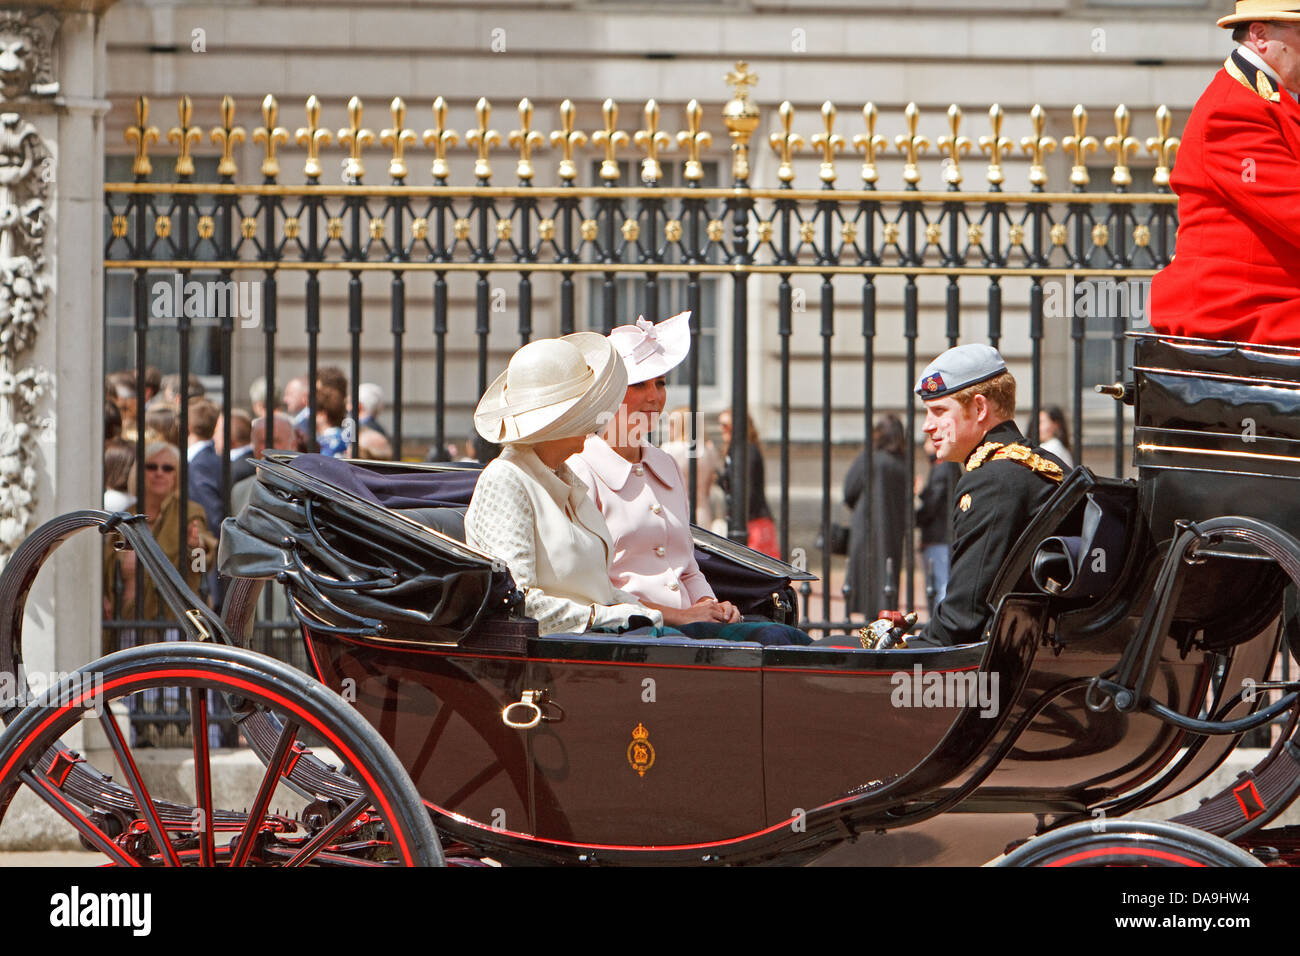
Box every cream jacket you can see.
[464,444,662,634]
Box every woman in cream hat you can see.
[464,332,664,634]
[568,313,810,645]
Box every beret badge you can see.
[923,373,945,393]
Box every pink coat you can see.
[568,437,714,610]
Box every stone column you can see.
[0,1,116,704]
[0,1,119,850]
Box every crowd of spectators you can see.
[101,364,411,621]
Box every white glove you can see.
[590,603,664,631]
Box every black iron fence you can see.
[102,66,1180,673]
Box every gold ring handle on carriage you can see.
[501,689,564,729]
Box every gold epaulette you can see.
[990,443,1064,483]
[1226,53,1282,103]
[965,441,1002,471]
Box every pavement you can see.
[0,851,102,866]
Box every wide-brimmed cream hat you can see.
[1219,1,1300,27]
[474,332,627,444]
[608,311,691,385]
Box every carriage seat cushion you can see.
[290,453,479,508]
[395,506,466,542]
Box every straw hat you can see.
[474,332,627,444]
[1218,1,1300,27]
[607,311,692,385]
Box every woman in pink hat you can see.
[569,313,810,645]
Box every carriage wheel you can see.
[994,820,1264,867]
[0,642,443,866]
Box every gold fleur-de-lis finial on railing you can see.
[1146,105,1180,189]
[937,105,972,188]
[465,97,501,182]
[852,103,886,186]
[167,95,203,178]
[591,99,630,181]
[381,97,417,181]
[210,95,246,179]
[676,99,711,182]
[1020,105,1057,189]
[550,98,587,183]
[1104,104,1141,188]
[1063,105,1099,189]
[422,96,458,181]
[810,101,845,184]
[894,103,930,187]
[722,60,760,182]
[252,95,288,180]
[295,95,332,180]
[768,101,804,185]
[337,96,375,182]
[634,99,672,184]
[126,96,160,178]
[979,104,1013,188]
[508,97,545,183]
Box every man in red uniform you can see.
[1150,2,1300,345]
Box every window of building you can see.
[104,154,225,389]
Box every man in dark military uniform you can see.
[899,345,1064,647]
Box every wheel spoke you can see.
[190,688,215,867]
[283,794,369,868]
[230,719,299,868]
[19,770,139,867]
[0,641,439,867]
[97,709,182,866]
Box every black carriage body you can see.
[217,330,1298,865]
[3,335,1295,867]
[1136,336,1300,539]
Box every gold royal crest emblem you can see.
[627,722,656,778]
[959,493,972,512]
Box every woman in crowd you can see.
[103,438,137,513]
[103,441,218,626]
[843,415,909,617]
[716,406,779,558]
[1039,406,1074,469]
[463,333,664,635]
[569,314,810,645]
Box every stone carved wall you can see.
[0,9,58,557]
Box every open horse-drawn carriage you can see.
[2,333,1300,866]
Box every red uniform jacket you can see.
[1150,52,1300,345]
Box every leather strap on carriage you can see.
[103,514,234,645]
[965,441,1064,483]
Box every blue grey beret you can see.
[915,344,1007,399]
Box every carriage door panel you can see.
[524,637,766,848]
[304,633,534,837]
